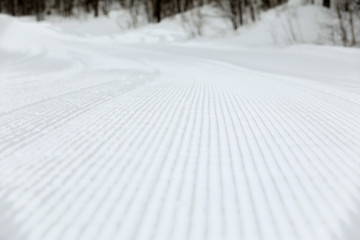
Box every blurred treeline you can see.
[0,0,287,23]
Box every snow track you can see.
[1,32,360,240]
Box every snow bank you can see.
[0,15,66,54]
[57,5,230,43]
[0,14,151,75]
[108,3,355,47]
[217,5,332,46]
[0,3,349,48]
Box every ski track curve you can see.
[0,43,360,240]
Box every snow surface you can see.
[1,5,360,240]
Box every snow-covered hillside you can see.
[1,4,360,240]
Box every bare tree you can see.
[335,0,348,46]
[181,6,203,37]
[248,0,256,22]
[346,0,356,45]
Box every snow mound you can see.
[0,15,64,53]
[220,5,332,46]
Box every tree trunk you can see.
[346,0,356,45]
[10,0,16,16]
[230,0,238,30]
[93,0,99,17]
[323,0,330,8]
[238,0,243,26]
[335,0,348,46]
[249,0,256,22]
[153,0,161,22]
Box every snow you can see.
[1,4,360,240]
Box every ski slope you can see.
[1,14,360,240]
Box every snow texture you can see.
[1,6,360,240]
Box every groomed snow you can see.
[1,6,360,240]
